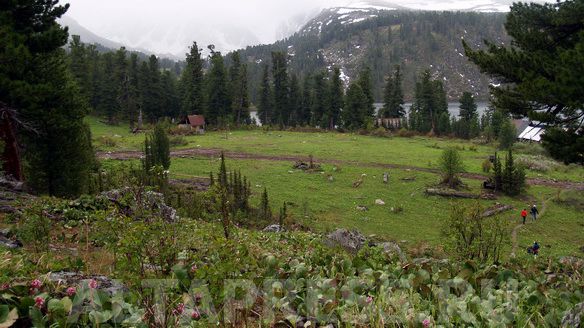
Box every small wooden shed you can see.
[178,115,206,134]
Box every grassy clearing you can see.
[93,116,583,258]
[88,117,584,182]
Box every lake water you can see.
[250,101,490,126]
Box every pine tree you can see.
[381,66,405,118]
[299,74,313,126]
[160,70,180,118]
[142,55,162,122]
[288,74,302,126]
[228,52,250,125]
[180,42,204,117]
[0,0,95,197]
[206,49,231,126]
[98,53,120,123]
[68,35,90,102]
[327,67,344,129]
[358,66,375,119]
[257,64,273,125]
[311,71,329,127]
[127,53,140,129]
[271,51,289,127]
[459,91,478,122]
[343,82,368,130]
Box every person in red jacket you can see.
[521,209,528,225]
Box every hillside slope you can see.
[240,9,509,102]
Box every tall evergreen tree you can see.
[342,82,368,130]
[160,70,180,118]
[288,74,302,127]
[142,55,162,122]
[98,53,119,124]
[127,53,140,129]
[463,0,584,163]
[358,66,375,119]
[229,51,250,125]
[180,42,204,117]
[257,64,273,125]
[0,0,94,197]
[68,35,90,102]
[311,71,329,127]
[410,70,448,133]
[381,66,405,118]
[206,49,230,126]
[459,92,478,122]
[271,51,289,127]
[327,67,344,129]
[299,74,313,126]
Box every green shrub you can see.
[439,148,464,188]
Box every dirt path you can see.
[97,148,584,190]
[510,196,553,258]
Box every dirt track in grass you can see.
[97,148,584,190]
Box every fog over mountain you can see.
[61,0,550,59]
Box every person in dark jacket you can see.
[530,205,539,221]
[532,241,540,257]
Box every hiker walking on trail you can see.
[532,241,540,257]
[530,205,539,221]
[521,209,528,225]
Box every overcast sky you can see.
[61,0,551,56]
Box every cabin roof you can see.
[187,115,205,127]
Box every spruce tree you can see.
[288,74,302,127]
[180,42,204,117]
[228,52,250,125]
[257,64,273,125]
[343,82,368,130]
[327,67,344,129]
[357,66,375,119]
[311,71,329,127]
[299,74,313,126]
[381,66,405,118]
[0,0,94,197]
[459,92,478,122]
[271,51,289,127]
[206,49,230,126]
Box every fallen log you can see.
[482,204,513,218]
[425,188,497,200]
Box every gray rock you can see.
[48,272,127,296]
[101,188,177,222]
[356,205,368,211]
[0,229,21,249]
[263,224,284,233]
[379,242,407,262]
[562,302,584,328]
[325,229,366,253]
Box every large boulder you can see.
[379,242,407,262]
[0,229,21,249]
[324,229,366,253]
[562,302,584,328]
[100,188,177,222]
[48,272,127,296]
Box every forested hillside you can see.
[239,10,508,102]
